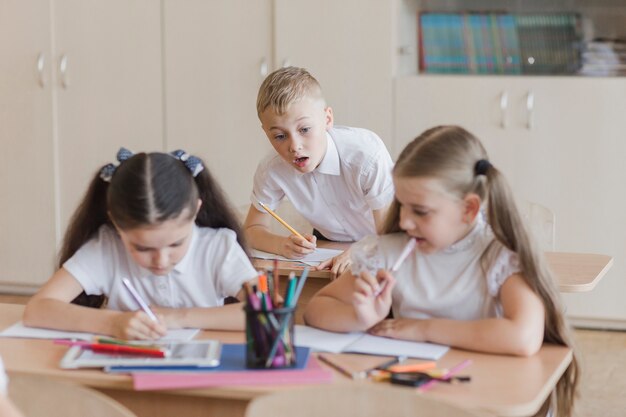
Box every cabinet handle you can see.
[59,54,69,89]
[260,58,268,77]
[282,59,291,68]
[36,53,46,88]
[526,91,535,130]
[499,91,508,128]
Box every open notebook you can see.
[0,321,199,342]
[294,325,449,360]
[249,248,343,266]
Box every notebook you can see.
[249,248,343,266]
[295,325,449,360]
[0,321,199,342]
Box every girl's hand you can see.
[316,249,352,280]
[281,233,316,259]
[368,318,427,342]
[351,269,395,328]
[111,311,167,340]
[151,306,184,329]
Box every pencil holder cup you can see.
[245,306,296,369]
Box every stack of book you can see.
[419,12,581,75]
[579,39,626,76]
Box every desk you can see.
[253,245,613,324]
[0,303,571,417]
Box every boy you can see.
[243,67,394,278]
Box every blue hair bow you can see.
[170,149,204,177]
[99,147,134,182]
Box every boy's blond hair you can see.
[256,67,325,117]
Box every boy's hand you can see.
[280,233,316,259]
[316,249,351,280]
[351,269,395,329]
[111,311,167,340]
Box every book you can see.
[294,325,449,360]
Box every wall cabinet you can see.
[0,0,162,290]
[164,0,394,207]
[0,0,57,289]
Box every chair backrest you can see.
[8,374,137,417]
[245,384,487,417]
[522,201,556,251]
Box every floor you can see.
[1,294,624,415]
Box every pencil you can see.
[317,354,363,379]
[258,201,305,239]
[418,359,472,392]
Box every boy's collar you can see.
[315,131,340,176]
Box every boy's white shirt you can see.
[63,225,257,310]
[251,126,394,242]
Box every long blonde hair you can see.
[385,126,578,417]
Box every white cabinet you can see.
[274,0,394,145]
[0,0,57,289]
[54,0,163,231]
[163,0,394,207]
[162,0,273,207]
[395,75,626,324]
[0,0,163,289]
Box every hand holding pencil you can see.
[257,201,316,259]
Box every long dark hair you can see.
[385,126,578,417]
[61,151,246,307]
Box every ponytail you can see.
[482,160,579,417]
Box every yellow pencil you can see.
[258,201,305,239]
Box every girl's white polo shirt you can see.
[375,216,521,321]
[63,225,257,310]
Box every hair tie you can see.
[99,147,135,182]
[474,159,492,176]
[170,149,205,177]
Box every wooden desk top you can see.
[0,303,572,417]
[253,242,613,293]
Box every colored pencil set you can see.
[54,337,168,357]
[242,264,309,369]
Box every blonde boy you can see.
[243,67,394,278]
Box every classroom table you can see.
[0,303,572,417]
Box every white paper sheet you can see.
[250,247,343,266]
[294,325,449,360]
[0,321,199,342]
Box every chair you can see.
[522,201,556,251]
[8,374,137,417]
[245,384,488,417]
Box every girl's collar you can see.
[442,211,488,254]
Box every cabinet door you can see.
[0,0,57,287]
[394,76,534,193]
[529,78,626,323]
[54,0,163,231]
[274,0,394,146]
[163,0,273,206]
